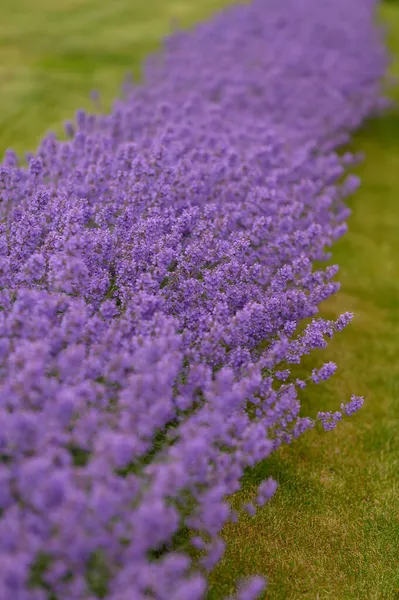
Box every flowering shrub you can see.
[0,0,390,598]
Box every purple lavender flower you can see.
[341,395,365,416]
[0,0,387,596]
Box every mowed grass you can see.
[1,1,399,599]
[0,0,235,156]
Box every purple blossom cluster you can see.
[0,0,389,598]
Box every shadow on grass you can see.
[352,107,399,148]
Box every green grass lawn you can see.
[1,1,399,599]
[0,0,235,156]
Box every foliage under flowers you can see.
[0,0,390,598]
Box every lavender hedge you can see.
[0,0,390,598]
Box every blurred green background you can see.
[0,0,234,156]
[1,1,399,599]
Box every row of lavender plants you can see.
[0,0,391,598]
